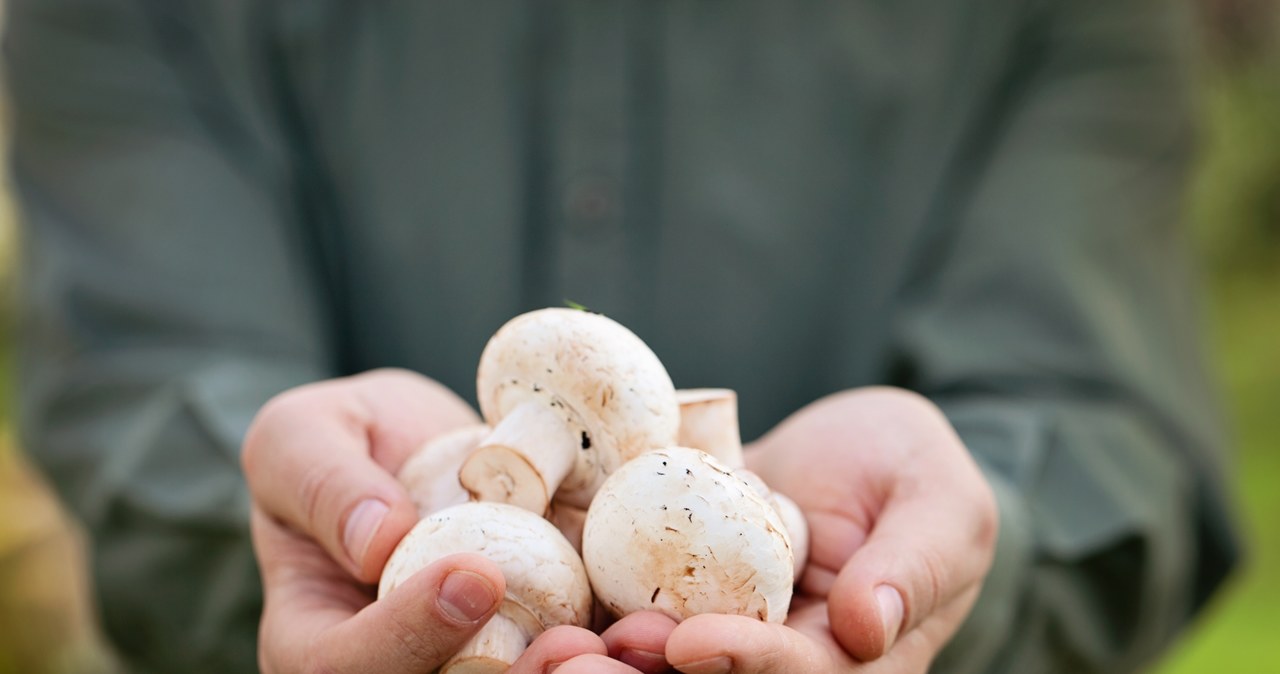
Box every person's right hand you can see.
[242,369,635,673]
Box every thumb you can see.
[319,553,507,672]
[242,370,479,582]
[826,457,997,662]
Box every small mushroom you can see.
[582,447,794,623]
[396,424,491,516]
[461,308,680,513]
[380,502,593,672]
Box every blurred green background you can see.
[0,3,1276,673]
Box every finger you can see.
[544,653,646,674]
[252,506,372,618]
[313,553,505,673]
[507,626,607,674]
[828,441,997,661]
[666,614,833,674]
[242,369,479,581]
[600,611,678,673]
[798,509,868,598]
[838,587,982,674]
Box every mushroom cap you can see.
[582,447,794,623]
[396,424,490,516]
[475,308,679,504]
[379,502,592,630]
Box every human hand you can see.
[242,369,641,673]
[659,387,998,672]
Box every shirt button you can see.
[565,177,617,237]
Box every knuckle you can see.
[853,387,946,424]
[386,605,451,667]
[297,460,348,534]
[914,544,950,622]
[974,482,1000,554]
[243,387,320,470]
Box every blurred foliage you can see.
[1191,0,1280,272]
[1157,2,1280,673]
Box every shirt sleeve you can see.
[894,1,1242,671]
[7,1,331,671]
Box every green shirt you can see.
[7,1,1239,672]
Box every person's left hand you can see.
[603,387,998,673]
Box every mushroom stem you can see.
[676,389,745,469]
[441,611,530,674]
[460,401,579,515]
[397,424,490,517]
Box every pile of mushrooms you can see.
[378,308,810,670]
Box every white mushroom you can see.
[461,308,680,514]
[380,502,592,672]
[582,447,794,623]
[396,424,491,516]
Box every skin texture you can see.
[242,369,651,673]
[244,373,995,673]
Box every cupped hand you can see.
[242,369,633,673]
[661,387,998,673]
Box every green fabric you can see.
[6,1,1239,672]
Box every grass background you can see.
[0,5,1276,673]
[1152,10,1280,670]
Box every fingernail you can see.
[678,655,732,674]
[343,499,389,567]
[619,648,667,671]
[876,584,905,651]
[439,570,499,623]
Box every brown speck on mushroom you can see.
[651,587,661,603]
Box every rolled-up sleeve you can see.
[894,1,1241,671]
[7,1,331,671]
